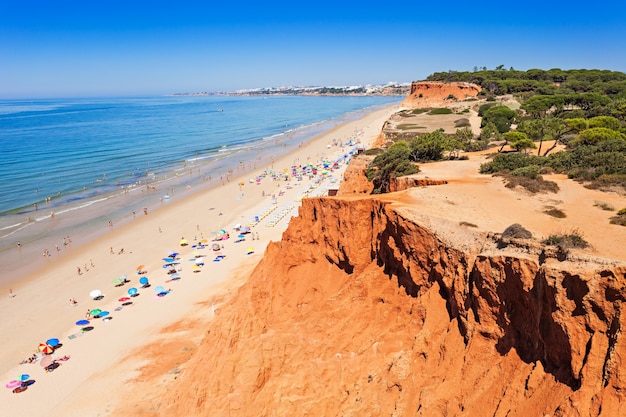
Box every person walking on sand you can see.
[77,266,81,275]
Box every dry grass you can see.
[544,206,567,218]
[459,221,478,228]
[593,201,615,211]
[500,174,560,194]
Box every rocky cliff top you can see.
[401,81,482,108]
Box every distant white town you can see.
[172,82,411,97]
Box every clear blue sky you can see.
[2,1,625,98]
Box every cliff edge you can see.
[150,195,626,416]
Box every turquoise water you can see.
[0,95,401,283]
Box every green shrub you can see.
[429,108,453,115]
[618,208,626,215]
[396,124,426,130]
[542,230,589,248]
[411,108,427,114]
[511,165,541,179]
[480,153,546,174]
[364,148,384,156]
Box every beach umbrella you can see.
[128,287,138,296]
[167,250,178,257]
[40,355,53,368]
[170,273,180,279]
[6,380,21,389]
[195,258,204,265]
[154,286,166,295]
[162,257,175,263]
[38,343,54,354]
[39,355,53,368]
[89,289,102,299]
[192,265,201,272]
[19,374,29,382]
[246,247,254,254]
[99,311,110,318]
[136,265,145,271]
[180,238,188,246]
[90,309,102,317]
[112,278,124,286]
[46,338,60,347]
[118,297,130,302]
[139,277,149,285]
[75,319,90,326]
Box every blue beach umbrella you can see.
[46,338,60,347]
[139,277,149,285]
[99,311,110,318]
[75,319,90,326]
[128,287,138,296]
[19,374,30,382]
[154,286,165,294]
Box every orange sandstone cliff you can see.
[401,81,481,108]
[144,196,626,416]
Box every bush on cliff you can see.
[502,223,533,239]
[542,230,589,249]
[366,141,420,193]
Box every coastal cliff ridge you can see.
[112,87,626,417]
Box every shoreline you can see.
[0,103,399,416]
[0,101,398,288]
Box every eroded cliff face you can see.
[401,81,482,108]
[157,197,626,416]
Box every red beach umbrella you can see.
[38,343,54,354]
[118,297,130,302]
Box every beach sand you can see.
[0,104,399,416]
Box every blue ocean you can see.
[0,95,400,280]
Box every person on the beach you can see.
[77,266,81,275]
[9,288,15,298]
[69,298,77,306]
[86,309,91,318]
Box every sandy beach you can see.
[0,103,399,416]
